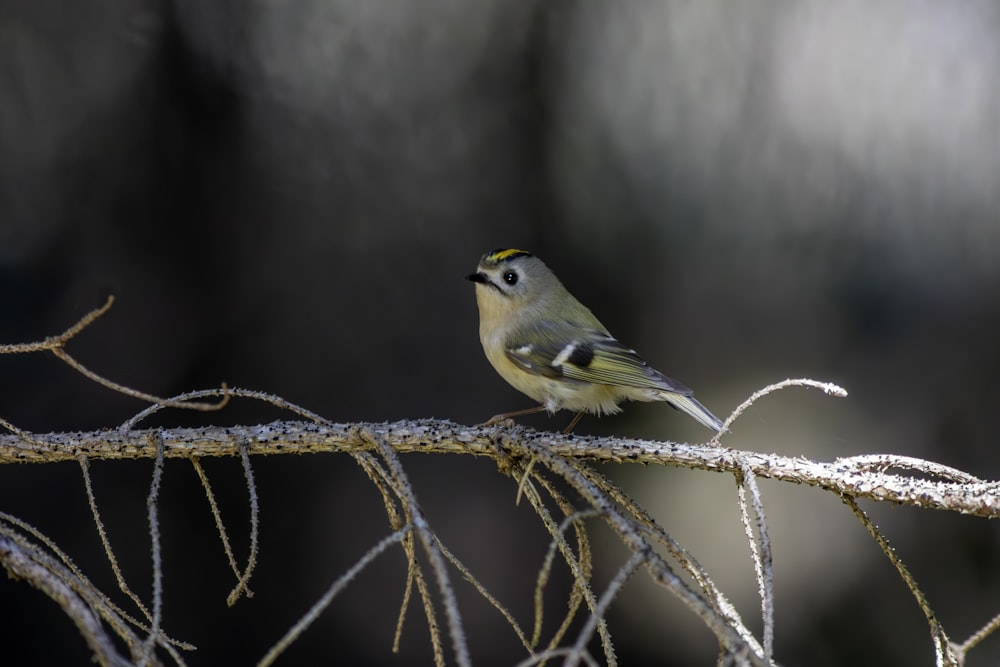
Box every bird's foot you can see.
[481,414,517,428]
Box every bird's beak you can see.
[466,272,488,284]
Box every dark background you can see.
[2,1,1000,664]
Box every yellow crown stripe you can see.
[487,248,531,262]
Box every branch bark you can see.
[3,419,997,517]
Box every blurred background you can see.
[2,1,1000,664]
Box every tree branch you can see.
[4,300,998,665]
[2,417,997,517]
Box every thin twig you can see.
[365,429,472,667]
[736,466,775,663]
[188,458,255,601]
[526,439,769,664]
[258,526,413,667]
[572,463,719,608]
[80,456,153,622]
[0,510,193,659]
[434,535,534,652]
[56,346,229,413]
[568,459,761,655]
[350,449,442,663]
[0,415,47,446]
[836,454,983,484]
[0,296,227,412]
[530,506,606,658]
[141,433,166,665]
[570,550,646,665]
[0,295,117,354]
[0,535,135,667]
[954,611,1000,655]
[120,388,324,431]
[227,442,260,606]
[841,494,959,666]
[515,647,601,667]
[521,470,612,662]
[713,377,847,441]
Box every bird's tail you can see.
[660,392,724,432]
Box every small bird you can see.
[467,248,723,433]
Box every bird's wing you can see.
[505,321,693,395]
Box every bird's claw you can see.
[481,414,517,428]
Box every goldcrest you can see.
[467,248,723,432]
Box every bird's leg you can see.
[483,404,548,426]
[562,411,585,434]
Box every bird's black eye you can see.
[503,270,518,285]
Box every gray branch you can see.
[3,419,997,517]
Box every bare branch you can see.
[736,467,775,662]
[0,297,228,413]
[3,414,996,517]
[188,457,257,604]
[435,535,534,653]
[955,612,1000,656]
[141,433,166,665]
[258,526,413,667]
[3,306,999,666]
[530,506,609,660]
[0,295,117,354]
[713,378,847,439]
[0,535,135,667]
[569,549,645,667]
[80,456,153,624]
[364,429,473,667]
[841,495,960,666]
